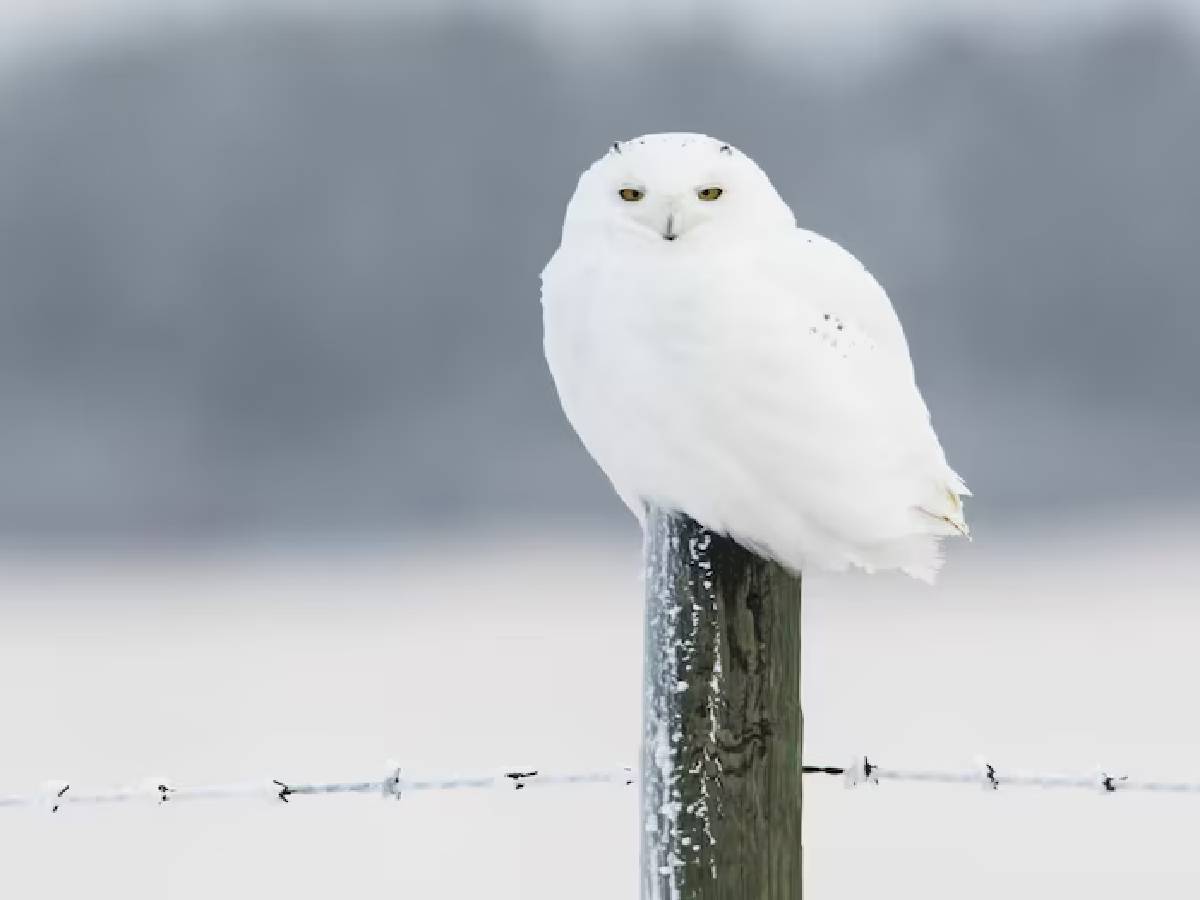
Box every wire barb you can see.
[273,780,293,803]
[1100,772,1128,794]
[504,770,539,791]
[976,757,999,791]
[382,763,402,801]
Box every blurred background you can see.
[1,2,1198,898]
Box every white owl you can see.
[541,133,969,581]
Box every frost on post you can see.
[641,507,803,900]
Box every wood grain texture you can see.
[641,507,803,900]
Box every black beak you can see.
[662,214,677,241]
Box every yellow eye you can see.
[697,187,724,201]
[619,187,644,202]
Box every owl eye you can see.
[619,187,645,202]
[697,187,724,201]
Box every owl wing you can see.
[757,227,970,537]
[767,228,912,361]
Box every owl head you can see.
[561,133,795,248]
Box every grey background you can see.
[0,10,1196,545]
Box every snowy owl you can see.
[541,133,969,581]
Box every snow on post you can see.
[641,507,803,900]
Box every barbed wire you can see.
[0,766,634,812]
[6,756,1200,813]
[818,756,1200,794]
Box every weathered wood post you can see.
[641,507,803,900]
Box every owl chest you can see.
[554,264,748,441]
[573,260,740,371]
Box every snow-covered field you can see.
[2,512,1198,898]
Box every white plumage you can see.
[541,133,969,581]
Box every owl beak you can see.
[662,214,678,242]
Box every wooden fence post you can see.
[641,507,803,900]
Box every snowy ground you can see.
[2,512,1199,898]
